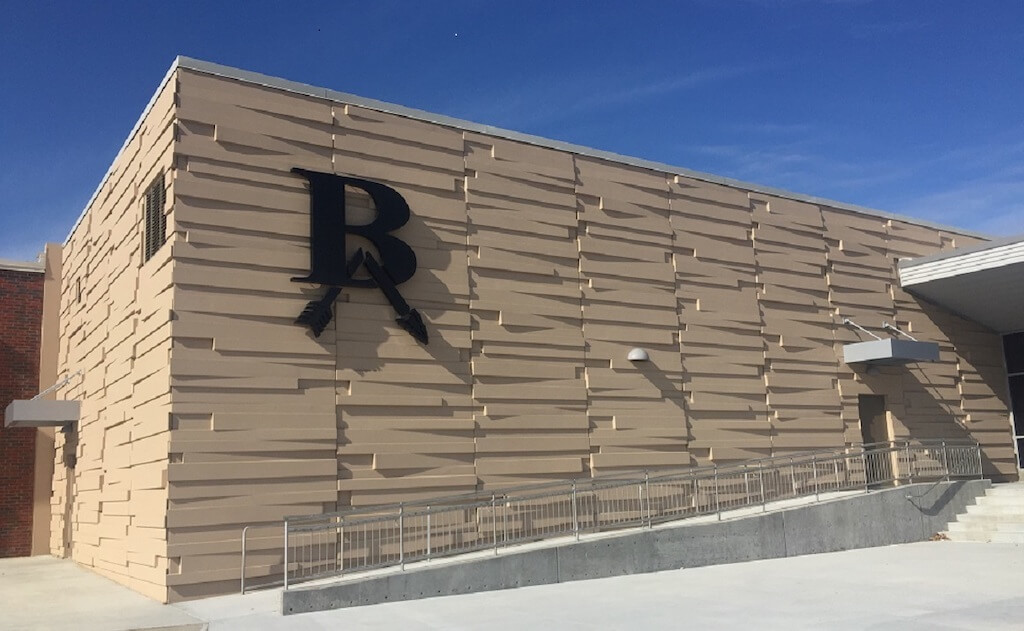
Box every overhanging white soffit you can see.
[899,234,1024,334]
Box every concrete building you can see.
[5,57,1021,602]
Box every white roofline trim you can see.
[899,233,1024,269]
[63,55,995,246]
[899,237,1024,286]
[0,258,45,273]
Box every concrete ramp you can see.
[283,479,989,615]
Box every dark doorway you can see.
[1004,332,1024,469]
[859,394,889,445]
[859,394,894,486]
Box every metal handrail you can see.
[238,439,981,593]
[284,442,919,523]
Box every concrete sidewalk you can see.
[0,556,202,631]
[3,542,1023,630]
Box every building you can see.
[0,257,47,557]
[5,57,1020,602]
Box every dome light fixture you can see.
[627,348,650,362]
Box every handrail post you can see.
[941,441,949,481]
[491,494,498,555]
[812,454,819,501]
[339,519,344,575]
[743,466,750,505]
[861,446,870,492]
[502,495,508,546]
[240,526,249,594]
[644,472,652,528]
[283,520,289,590]
[571,481,580,540]
[976,444,983,480]
[905,442,913,484]
[758,460,766,512]
[426,507,431,560]
[833,457,840,491]
[714,465,721,521]
[790,457,797,496]
[398,504,405,570]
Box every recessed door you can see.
[859,394,889,445]
[1004,333,1024,470]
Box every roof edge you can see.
[899,233,1024,269]
[176,57,995,241]
[62,57,183,248]
[64,55,996,247]
[0,257,45,273]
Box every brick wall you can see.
[0,268,44,557]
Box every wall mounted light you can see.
[627,348,650,362]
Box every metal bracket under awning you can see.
[842,338,940,366]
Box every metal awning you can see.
[899,234,1024,334]
[4,400,80,428]
[843,338,940,365]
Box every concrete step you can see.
[944,482,1024,545]
[944,530,991,542]
[957,511,1024,524]
[976,494,1024,507]
[946,520,1024,533]
[985,484,1024,497]
[964,503,1024,516]
[944,530,1024,544]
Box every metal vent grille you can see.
[143,173,166,263]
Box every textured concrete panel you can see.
[284,547,559,613]
[555,531,660,582]
[651,513,788,569]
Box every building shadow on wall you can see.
[299,198,467,384]
[906,299,1016,482]
[633,358,688,414]
[632,356,693,469]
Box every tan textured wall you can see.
[165,68,1013,599]
[52,77,176,602]
[166,71,341,600]
[32,244,61,555]
[63,66,1015,601]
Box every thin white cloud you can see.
[572,65,764,112]
[444,63,770,130]
[688,131,1024,236]
[896,169,1024,236]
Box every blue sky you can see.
[1,0,1022,261]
